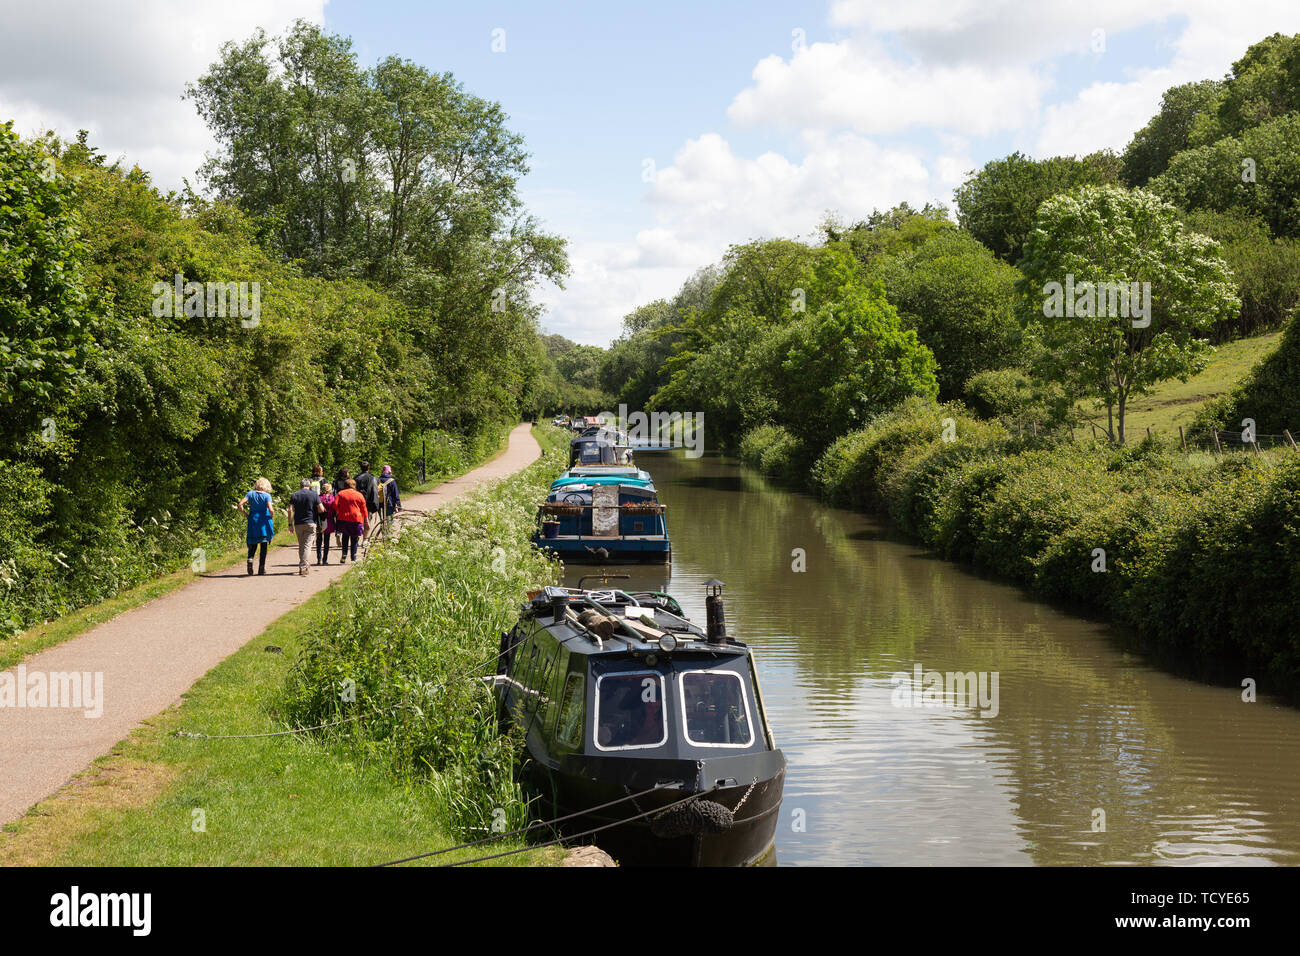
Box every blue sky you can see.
[3,1,1300,344]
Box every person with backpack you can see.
[380,465,401,524]
[237,477,275,576]
[353,461,380,539]
[316,481,337,565]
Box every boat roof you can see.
[552,468,653,488]
[523,586,746,661]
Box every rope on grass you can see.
[371,783,674,867]
[433,785,722,868]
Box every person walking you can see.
[333,477,368,563]
[289,478,321,575]
[380,465,401,525]
[309,464,324,494]
[354,461,380,539]
[316,481,336,565]
[334,466,351,549]
[237,477,275,576]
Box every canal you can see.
[563,449,1300,865]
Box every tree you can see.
[0,122,92,443]
[764,284,938,452]
[955,151,1120,264]
[1018,185,1239,444]
[870,231,1022,399]
[1149,113,1300,240]
[1121,80,1224,186]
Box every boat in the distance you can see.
[491,579,785,865]
[533,463,670,564]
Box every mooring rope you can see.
[371,782,675,867]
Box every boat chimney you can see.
[704,578,727,644]
[552,592,570,623]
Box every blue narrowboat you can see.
[533,467,671,564]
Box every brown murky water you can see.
[563,451,1300,866]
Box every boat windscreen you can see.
[595,672,666,750]
[679,670,753,747]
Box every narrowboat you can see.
[568,434,633,469]
[492,579,785,866]
[533,468,670,563]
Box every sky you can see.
[3,1,1300,346]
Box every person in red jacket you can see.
[333,478,369,563]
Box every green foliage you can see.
[0,120,534,636]
[0,122,93,437]
[282,434,565,836]
[822,203,956,267]
[1198,312,1300,433]
[954,151,1120,264]
[1121,80,1224,186]
[1018,185,1238,443]
[806,399,1300,688]
[1182,210,1300,339]
[870,231,1023,399]
[737,424,807,484]
[1150,113,1300,240]
[963,367,1075,430]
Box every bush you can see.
[737,424,806,484]
[282,430,565,836]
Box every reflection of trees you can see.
[649,450,1300,865]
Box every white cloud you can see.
[0,0,325,190]
[729,38,1045,137]
[541,130,967,344]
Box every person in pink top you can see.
[315,481,338,565]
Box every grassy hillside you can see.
[1075,331,1283,436]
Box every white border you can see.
[677,669,754,748]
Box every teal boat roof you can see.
[551,472,655,489]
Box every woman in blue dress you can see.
[237,477,275,576]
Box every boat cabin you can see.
[492,583,785,865]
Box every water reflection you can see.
[563,451,1300,866]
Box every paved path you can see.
[0,423,540,825]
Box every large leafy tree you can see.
[870,231,1022,399]
[954,151,1120,264]
[0,122,93,441]
[1018,186,1239,444]
[1149,113,1300,240]
[1121,80,1224,187]
[187,19,567,432]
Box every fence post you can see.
[1212,429,1222,454]
[1178,425,1186,451]
[1146,427,1151,440]
[1285,429,1298,451]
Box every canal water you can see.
[562,450,1300,866]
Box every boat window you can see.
[679,671,753,747]
[594,672,667,751]
[555,672,584,746]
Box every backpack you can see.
[355,471,379,510]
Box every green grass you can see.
[1075,331,1283,437]
[0,585,555,866]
